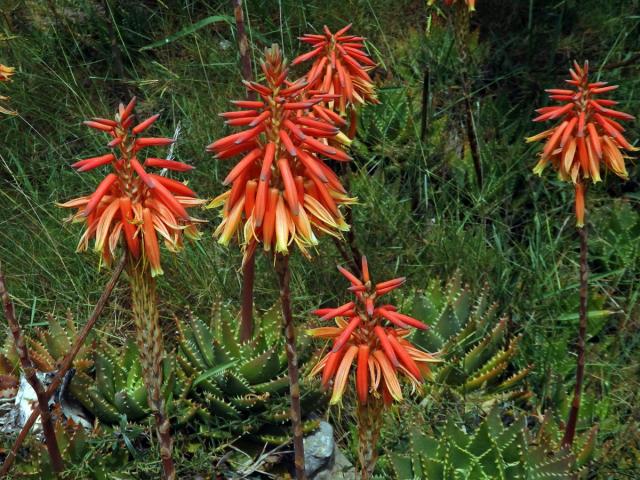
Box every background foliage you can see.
[1,0,639,477]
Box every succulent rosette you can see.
[527,61,637,226]
[207,44,355,259]
[309,257,439,405]
[59,98,204,275]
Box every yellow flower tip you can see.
[334,131,353,146]
[336,216,350,232]
[206,191,230,210]
[332,192,358,205]
[532,164,546,176]
[217,235,231,247]
[151,265,164,277]
[185,227,202,241]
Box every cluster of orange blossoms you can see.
[309,257,439,406]
[429,0,476,11]
[60,98,204,275]
[293,24,378,115]
[0,64,14,82]
[207,45,358,259]
[527,61,637,226]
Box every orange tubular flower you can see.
[309,257,439,406]
[293,24,379,116]
[207,45,355,259]
[527,61,637,227]
[59,98,204,276]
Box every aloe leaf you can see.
[192,359,238,387]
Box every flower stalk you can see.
[60,98,203,480]
[240,251,256,342]
[231,0,252,91]
[128,257,175,479]
[527,61,637,446]
[562,212,589,447]
[275,253,306,480]
[357,399,383,479]
[230,0,257,342]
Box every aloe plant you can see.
[175,302,325,444]
[410,273,531,405]
[390,409,578,480]
[75,340,174,426]
[0,342,19,425]
[0,339,19,401]
[26,312,94,412]
[532,410,597,471]
[14,411,129,479]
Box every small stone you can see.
[304,421,335,478]
[315,447,354,480]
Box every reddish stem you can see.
[275,254,306,480]
[232,0,254,97]
[562,221,589,447]
[231,0,256,342]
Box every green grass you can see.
[1,0,640,477]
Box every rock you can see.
[314,447,355,480]
[303,420,356,479]
[304,421,335,478]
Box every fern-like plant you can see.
[175,302,325,444]
[409,273,532,406]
